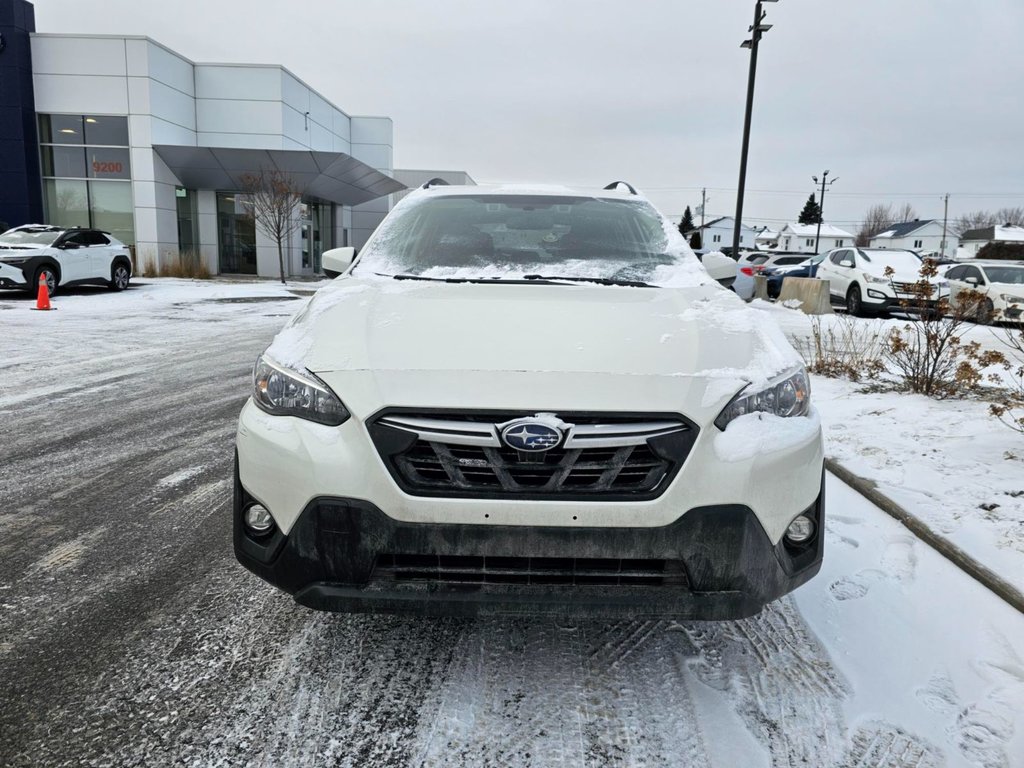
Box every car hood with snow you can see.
[264,276,803,418]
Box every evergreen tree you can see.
[689,231,702,250]
[798,194,822,225]
[679,206,695,236]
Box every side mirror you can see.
[61,241,81,250]
[322,247,356,278]
[839,260,854,268]
[965,276,979,286]
[701,251,738,288]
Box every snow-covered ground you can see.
[757,303,1024,596]
[1,279,1022,767]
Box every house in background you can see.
[685,216,757,251]
[959,224,1024,258]
[754,226,779,250]
[776,223,855,254]
[869,220,958,257]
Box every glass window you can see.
[946,266,964,280]
[89,181,134,246]
[176,188,199,254]
[38,114,84,144]
[41,146,87,178]
[86,147,131,180]
[981,266,1024,285]
[84,231,110,246]
[43,179,90,230]
[217,192,257,274]
[83,115,129,146]
[829,251,847,265]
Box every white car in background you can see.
[816,247,943,316]
[0,225,133,295]
[945,261,1024,324]
[233,182,825,620]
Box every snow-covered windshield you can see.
[0,228,61,247]
[860,250,922,272]
[352,192,708,286]
[983,266,1024,285]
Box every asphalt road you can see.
[0,284,1015,768]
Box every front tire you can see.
[33,265,59,297]
[846,284,864,317]
[109,262,131,291]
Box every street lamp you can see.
[732,0,779,257]
[812,171,838,255]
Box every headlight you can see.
[0,257,29,265]
[1001,294,1024,304]
[863,273,888,284]
[715,367,811,430]
[252,354,349,426]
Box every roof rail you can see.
[421,177,451,190]
[603,181,638,195]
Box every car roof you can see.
[411,183,642,201]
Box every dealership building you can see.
[1,0,479,278]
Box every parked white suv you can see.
[234,183,825,619]
[816,247,944,316]
[945,261,1024,324]
[0,225,133,295]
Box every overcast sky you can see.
[33,0,1024,233]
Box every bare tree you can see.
[954,207,1024,235]
[895,203,918,223]
[856,203,895,246]
[856,202,919,246]
[239,170,301,284]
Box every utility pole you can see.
[700,187,707,230]
[941,193,950,258]
[732,0,778,257]
[812,170,837,255]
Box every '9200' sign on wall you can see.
[87,149,131,180]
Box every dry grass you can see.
[795,314,886,382]
[142,251,211,279]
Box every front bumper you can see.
[0,263,28,288]
[234,465,825,619]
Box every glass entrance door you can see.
[217,192,257,274]
[300,200,333,274]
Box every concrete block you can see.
[776,277,833,315]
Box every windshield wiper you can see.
[522,274,654,288]
[385,273,477,284]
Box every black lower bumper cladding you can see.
[233,468,825,620]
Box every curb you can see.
[825,457,1024,615]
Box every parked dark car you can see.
[762,254,827,299]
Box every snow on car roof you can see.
[407,183,640,200]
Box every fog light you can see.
[244,503,274,535]
[785,514,815,544]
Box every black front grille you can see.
[373,554,688,587]
[397,442,668,494]
[369,409,697,500]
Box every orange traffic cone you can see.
[32,273,53,311]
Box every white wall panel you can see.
[282,105,308,147]
[197,132,283,150]
[350,143,392,172]
[149,80,197,131]
[309,92,333,133]
[147,42,195,96]
[309,122,333,152]
[150,117,198,148]
[125,39,149,78]
[127,77,151,115]
[281,72,308,113]
[332,109,351,141]
[33,74,130,114]
[195,65,281,101]
[197,99,282,135]
[31,36,127,77]
[350,116,392,145]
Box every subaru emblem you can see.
[500,419,563,452]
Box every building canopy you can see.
[153,146,405,205]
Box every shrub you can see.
[989,325,1024,433]
[883,261,1006,398]
[976,242,1024,261]
[798,314,886,381]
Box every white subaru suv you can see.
[234,182,825,619]
[0,225,133,295]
